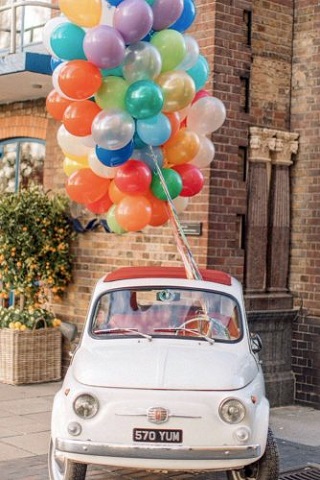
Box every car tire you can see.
[226,428,279,480]
[49,439,87,480]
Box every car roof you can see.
[104,266,232,286]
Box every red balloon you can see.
[114,159,152,195]
[66,169,110,204]
[63,100,101,136]
[58,60,102,100]
[46,89,72,121]
[85,191,113,214]
[192,89,210,104]
[172,164,204,197]
[115,195,152,232]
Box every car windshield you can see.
[91,287,242,342]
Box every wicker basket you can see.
[0,326,62,385]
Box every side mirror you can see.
[250,333,263,353]
[59,321,78,343]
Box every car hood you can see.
[73,340,258,391]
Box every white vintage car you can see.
[49,266,279,480]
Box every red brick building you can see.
[0,0,319,408]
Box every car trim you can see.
[56,438,261,461]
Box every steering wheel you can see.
[177,316,212,336]
[177,315,230,339]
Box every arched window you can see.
[0,138,45,193]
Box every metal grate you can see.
[280,466,320,480]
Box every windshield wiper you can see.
[94,328,152,341]
[153,327,215,345]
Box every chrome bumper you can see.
[56,438,261,461]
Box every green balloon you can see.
[125,80,164,119]
[151,30,187,73]
[95,76,128,111]
[106,205,127,234]
[151,168,183,200]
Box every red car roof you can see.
[104,267,232,286]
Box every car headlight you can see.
[219,398,246,424]
[73,394,99,419]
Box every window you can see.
[0,139,45,193]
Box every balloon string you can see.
[149,146,202,281]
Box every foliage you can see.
[0,305,61,330]
[0,187,76,306]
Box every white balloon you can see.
[42,16,68,56]
[99,2,115,25]
[57,125,92,158]
[190,135,215,168]
[88,150,118,178]
[122,41,162,84]
[172,196,189,214]
[187,97,226,135]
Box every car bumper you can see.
[55,437,261,470]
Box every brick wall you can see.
[290,1,320,408]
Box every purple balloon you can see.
[113,0,153,44]
[83,25,125,69]
[152,0,183,31]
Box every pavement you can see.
[0,381,319,479]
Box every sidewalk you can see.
[0,380,319,478]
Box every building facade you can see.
[0,0,319,408]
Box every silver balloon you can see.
[122,41,162,84]
[176,34,199,71]
[91,109,135,150]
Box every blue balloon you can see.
[136,114,171,146]
[50,56,63,72]
[96,140,134,167]
[133,146,164,172]
[187,55,209,91]
[50,23,86,61]
[106,0,123,5]
[101,65,123,77]
[133,130,147,149]
[170,0,196,32]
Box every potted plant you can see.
[0,187,75,384]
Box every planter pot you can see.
[0,327,62,385]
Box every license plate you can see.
[133,428,183,443]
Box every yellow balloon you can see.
[156,71,195,112]
[63,155,89,176]
[59,0,102,28]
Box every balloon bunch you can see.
[44,0,226,233]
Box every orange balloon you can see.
[164,112,181,140]
[46,89,72,121]
[109,180,127,204]
[147,192,170,227]
[116,195,152,232]
[66,168,110,204]
[63,100,101,137]
[163,128,200,166]
[58,60,102,100]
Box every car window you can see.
[91,287,241,341]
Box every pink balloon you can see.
[152,0,184,31]
[113,0,153,44]
[83,25,125,69]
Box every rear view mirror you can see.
[251,333,263,353]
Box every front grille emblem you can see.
[147,407,169,424]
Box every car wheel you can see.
[226,428,279,480]
[49,439,87,480]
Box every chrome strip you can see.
[56,438,261,461]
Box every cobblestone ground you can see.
[1,455,227,480]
